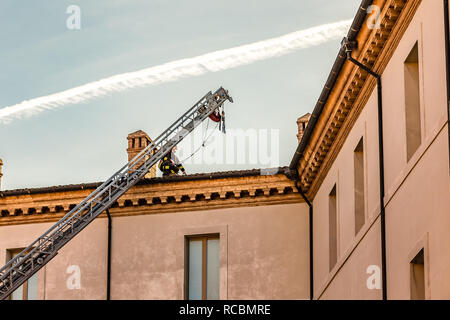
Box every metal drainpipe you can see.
[444,0,450,169]
[293,177,314,300]
[106,209,112,300]
[342,38,387,300]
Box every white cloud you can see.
[0,19,351,124]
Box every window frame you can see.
[185,234,220,300]
[329,184,338,272]
[403,41,423,162]
[7,248,37,300]
[410,248,425,300]
[354,137,366,235]
[407,234,430,299]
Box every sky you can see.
[0,0,361,190]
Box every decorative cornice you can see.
[0,173,302,226]
[297,0,421,199]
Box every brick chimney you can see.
[127,130,156,178]
[0,158,3,190]
[296,113,311,143]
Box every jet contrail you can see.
[0,19,351,124]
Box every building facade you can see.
[0,0,449,300]
[291,0,450,299]
[0,151,309,300]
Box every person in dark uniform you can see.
[158,145,186,177]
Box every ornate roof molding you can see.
[297,0,422,199]
[0,172,302,226]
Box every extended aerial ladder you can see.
[0,87,233,300]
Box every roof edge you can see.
[0,167,289,197]
[289,0,374,173]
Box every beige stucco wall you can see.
[312,88,382,300]
[382,0,450,299]
[385,130,450,299]
[319,220,382,300]
[0,202,309,300]
[0,219,108,300]
[383,0,448,189]
[312,0,450,300]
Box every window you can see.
[186,235,220,300]
[354,137,365,235]
[329,185,337,271]
[410,249,425,300]
[8,249,38,300]
[404,42,421,161]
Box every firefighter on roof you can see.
[158,145,186,177]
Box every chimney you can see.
[0,158,3,190]
[296,113,311,143]
[127,130,156,178]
